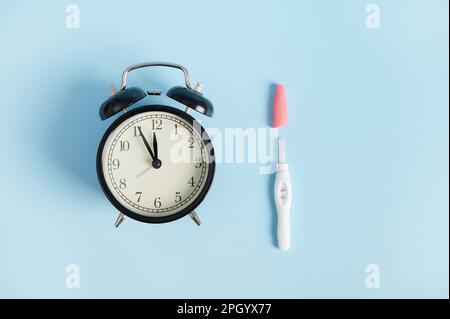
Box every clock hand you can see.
[137,127,161,169]
[153,131,158,159]
[138,127,156,160]
[135,165,153,178]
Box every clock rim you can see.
[96,104,216,224]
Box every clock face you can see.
[97,105,215,223]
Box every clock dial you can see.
[98,106,214,221]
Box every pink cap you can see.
[272,84,288,128]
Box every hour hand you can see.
[153,131,158,159]
[138,127,161,169]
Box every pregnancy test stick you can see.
[275,138,292,251]
[273,84,292,251]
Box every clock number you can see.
[175,192,182,203]
[135,192,142,203]
[194,157,202,168]
[153,197,161,208]
[112,159,120,170]
[188,177,195,187]
[119,140,130,151]
[174,124,178,135]
[152,119,162,130]
[188,136,194,149]
[133,126,142,137]
[119,178,127,189]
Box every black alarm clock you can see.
[96,62,215,227]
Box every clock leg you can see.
[189,211,201,226]
[114,212,126,228]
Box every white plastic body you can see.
[274,163,292,251]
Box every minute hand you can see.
[138,127,156,160]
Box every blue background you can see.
[0,0,448,298]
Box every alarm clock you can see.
[96,62,215,227]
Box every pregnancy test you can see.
[273,84,292,251]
